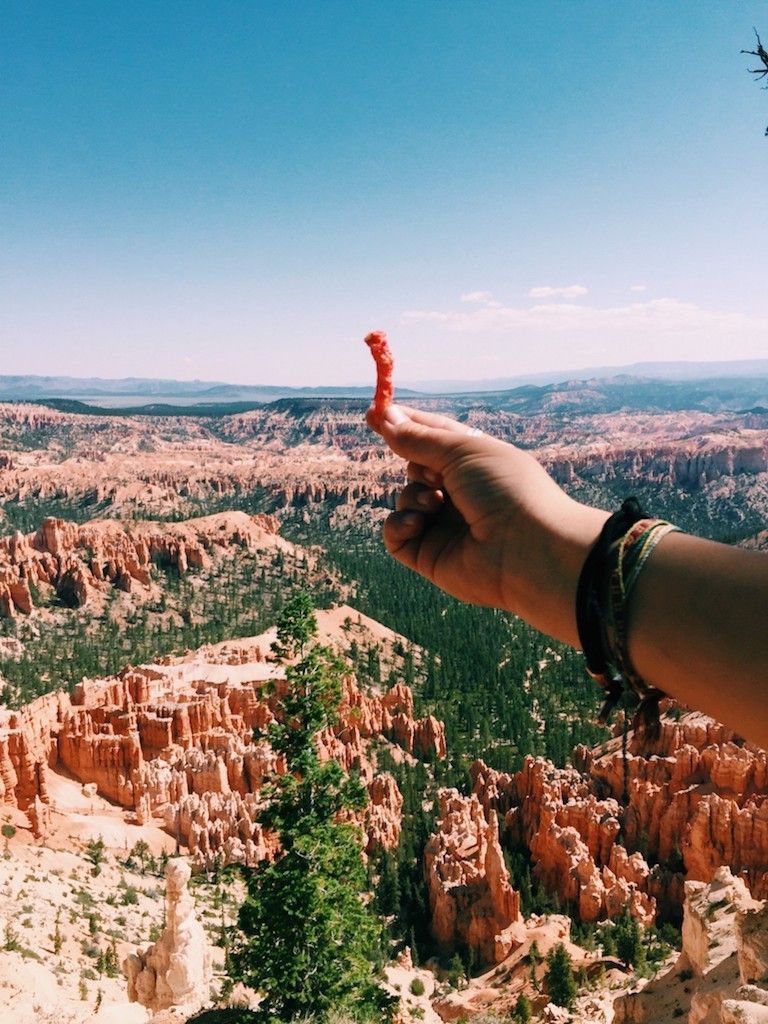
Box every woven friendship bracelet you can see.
[575,497,647,687]
[604,519,680,739]
[618,519,680,605]
[576,499,680,741]
[608,519,680,679]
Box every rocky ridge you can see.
[0,611,445,866]
[467,709,768,930]
[614,866,768,1024]
[0,511,286,618]
[2,403,767,530]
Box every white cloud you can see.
[400,297,768,358]
[528,284,588,299]
[629,284,647,293]
[460,290,494,303]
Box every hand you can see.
[366,404,608,645]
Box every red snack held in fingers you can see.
[364,330,394,415]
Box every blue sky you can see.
[1,1,766,386]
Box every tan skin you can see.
[367,404,768,750]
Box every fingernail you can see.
[382,404,408,427]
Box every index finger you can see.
[370,404,487,476]
[394,405,481,435]
[366,403,481,438]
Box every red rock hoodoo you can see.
[0,629,445,868]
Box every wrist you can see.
[501,498,609,646]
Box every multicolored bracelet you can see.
[576,498,680,740]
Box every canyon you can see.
[0,607,445,866]
[2,617,767,1021]
[468,709,768,926]
[0,387,767,1022]
[1,401,767,544]
[0,511,286,619]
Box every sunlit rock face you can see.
[124,858,212,1014]
[0,510,284,617]
[469,708,768,930]
[614,866,768,1024]
[1,401,767,541]
[425,788,523,964]
[0,613,445,867]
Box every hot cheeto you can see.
[364,331,394,415]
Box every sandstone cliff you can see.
[614,866,768,1024]
[0,511,285,617]
[425,789,523,964]
[470,709,768,928]
[1,402,766,529]
[0,617,444,867]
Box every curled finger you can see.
[383,510,427,563]
[407,461,444,488]
[396,482,444,513]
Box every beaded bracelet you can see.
[576,498,679,740]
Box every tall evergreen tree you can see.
[614,909,646,970]
[545,942,577,1010]
[229,593,393,1023]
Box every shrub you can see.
[409,978,425,996]
[121,885,139,906]
[514,993,533,1023]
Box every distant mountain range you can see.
[1,358,767,407]
[404,359,768,393]
[0,375,420,405]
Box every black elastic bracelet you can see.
[575,496,647,683]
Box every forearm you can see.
[372,407,768,747]
[512,499,768,747]
[626,532,768,748]
[500,496,610,648]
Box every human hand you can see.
[366,404,608,645]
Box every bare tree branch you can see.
[741,27,768,79]
[742,28,768,135]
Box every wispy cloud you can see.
[460,290,494,303]
[528,284,588,299]
[629,284,647,293]
[401,295,768,344]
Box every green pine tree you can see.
[615,909,646,969]
[447,952,466,990]
[545,942,577,1010]
[528,939,541,991]
[229,593,393,1023]
[374,849,401,918]
[85,837,105,877]
[513,992,533,1023]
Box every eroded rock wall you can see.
[425,789,523,964]
[0,511,284,617]
[469,709,768,927]
[0,636,443,867]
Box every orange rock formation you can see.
[469,709,768,928]
[0,631,445,869]
[3,402,765,530]
[425,789,523,964]
[0,511,284,617]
